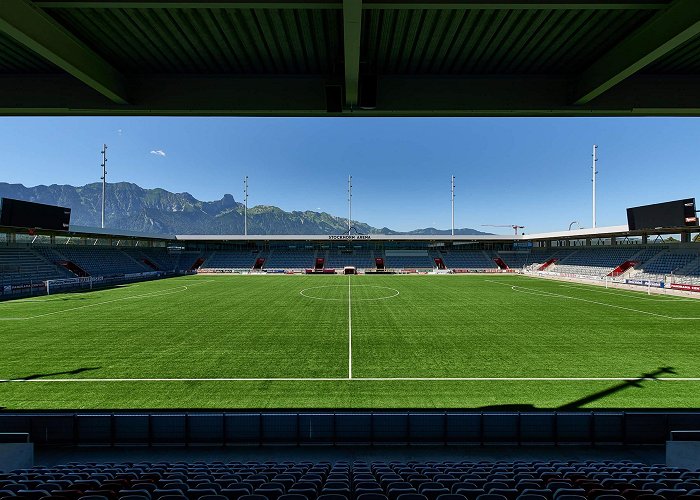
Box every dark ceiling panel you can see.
[1,1,699,116]
[0,31,60,73]
[44,6,343,74]
[644,36,700,74]
[362,8,655,75]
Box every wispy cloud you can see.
[117,129,123,136]
[150,149,166,157]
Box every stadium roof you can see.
[173,224,686,241]
[5,223,697,242]
[1,0,700,116]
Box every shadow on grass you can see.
[1,367,101,383]
[476,366,677,411]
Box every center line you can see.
[348,274,352,379]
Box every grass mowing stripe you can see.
[4,377,700,382]
[2,379,699,409]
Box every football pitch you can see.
[1,273,699,410]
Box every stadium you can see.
[1,0,700,497]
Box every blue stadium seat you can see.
[475,494,508,500]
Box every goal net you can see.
[45,277,99,295]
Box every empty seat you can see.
[153,491,185,500]
[475,495,508,500]
[118,490,151,498]
[17,492,51,500]
[659,491,689,500]
[553,491,586,499]
[454,490,485,500]
[488,491,517,500]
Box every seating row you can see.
[1,461,698,500]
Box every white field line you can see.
[2,377,700,383]
[299,285,399,301]
[0,280,215,321]
[7,283,145,304]
[486,279,700,321]
[556,283,696,302]
[348,274,352,380]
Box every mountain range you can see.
[0,182,491,236]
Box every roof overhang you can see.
[174,233,515,242]
[4,223,696,243]
[3,0,700,116]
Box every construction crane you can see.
[482,224,525,236]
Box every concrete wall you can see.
[0,443,33,472]
[666,441,700,469]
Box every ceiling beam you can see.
[343,0,362,108]
[32,0,666,9]
[34,0,343,8]
[0,75,328,114]
[573,0,700,105]
[363,0,666,9]
[0,0,129,104]
[1,74,699,116]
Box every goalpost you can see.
[45,277,94,295]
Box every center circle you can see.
[299,285,400,301]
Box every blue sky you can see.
[0,116,698,234]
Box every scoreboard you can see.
[0,198,71,231]
[626,198,698,231]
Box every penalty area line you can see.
[0,279,216,321]
[486,279,700,320]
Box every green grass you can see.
[1,274,699,410]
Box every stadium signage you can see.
[625,279,664,288]
[670,283,700,293]
[124,271,161,279]
[328,235,372,240]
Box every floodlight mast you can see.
[348,175,352,235]
[592,144,598,229]
[451,175,455,237]
[244,176,248,236]
[100,144,107,229]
